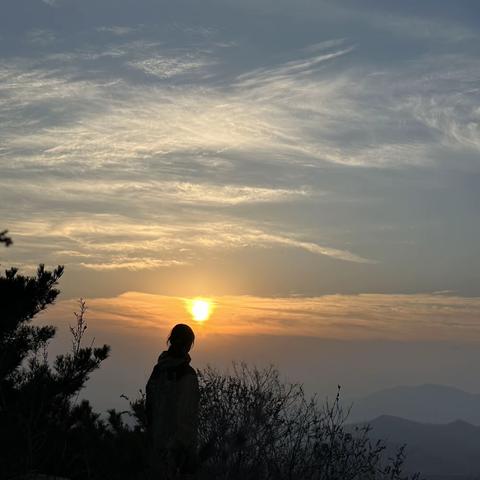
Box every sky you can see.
[1,0,480,412]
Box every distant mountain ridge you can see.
[347,384,480,425]
[354,415,480,479]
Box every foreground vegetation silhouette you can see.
[0,234,420,479]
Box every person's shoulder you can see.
[171,361,195,379]
[180,364,197,379]
[179,366,199,395]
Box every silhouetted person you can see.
[146,324,199,479]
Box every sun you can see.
[189,298,212,322]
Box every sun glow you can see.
[189,298,212,322]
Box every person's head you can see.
[167,323,195,356]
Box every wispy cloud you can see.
[4,215,372,271]
[96,26,140,36]
[0,41,358,170]
[27,29,57,47]
[236,45,355,88]
[128,54,213,79]
[400,58,480,153]
[2,37,476,174]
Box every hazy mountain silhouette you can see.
[356,415,480,479]
[348,384,480,425]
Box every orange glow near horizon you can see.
[40,291,480,342]
[188,298,213,322]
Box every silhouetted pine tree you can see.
[0,235,109,478]
[0,229,13,247]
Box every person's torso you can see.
[146,353,196,448]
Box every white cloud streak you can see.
[5,215,372,270]
[2,39,477,174]
[128,54,213,78]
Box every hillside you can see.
[358,415,480,478]
[348,384,480,424]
